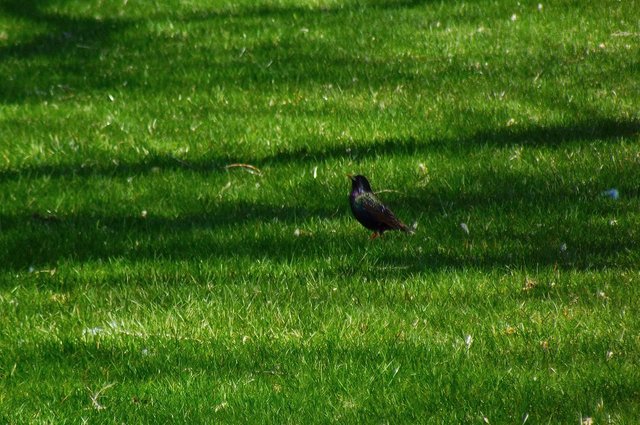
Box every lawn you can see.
[1,0,639,423]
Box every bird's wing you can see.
[358,192,408,230]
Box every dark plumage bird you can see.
[348,174,414,239]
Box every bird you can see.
[348,174,414,239]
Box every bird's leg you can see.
[370,232,380,240]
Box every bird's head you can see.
[347,174,373,193]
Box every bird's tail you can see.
[402,221,418,235]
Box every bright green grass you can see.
[1,0,640,423]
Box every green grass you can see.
[1,0,640,422]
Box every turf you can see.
[1,0,639,423]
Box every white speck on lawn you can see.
[465,334,473,349]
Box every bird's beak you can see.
[346,174,354,181]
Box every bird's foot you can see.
[370,232,380,240]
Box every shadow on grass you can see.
[0,117,637,182]
[0,0,442,103]
[180,0,429,20]
[1,2,638,275]
[0,0,133,102]
[0,118,638,274]
[3,0,638,105]
[0,0,131,55]
[0,184,637,275]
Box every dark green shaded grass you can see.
[1,0,640,423]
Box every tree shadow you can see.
[1,209,636,276]
[178,0,430,20]
[3,0,637,105]
[0,0,133,102]
[0,0,131,54]
[0,0,442,104]
[1,156,637,275]
[1,118,638,274]
[0,116,636,182]
[1,2,638,275]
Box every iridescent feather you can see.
[348,175,413,238]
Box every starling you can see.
[348,174,414,239]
